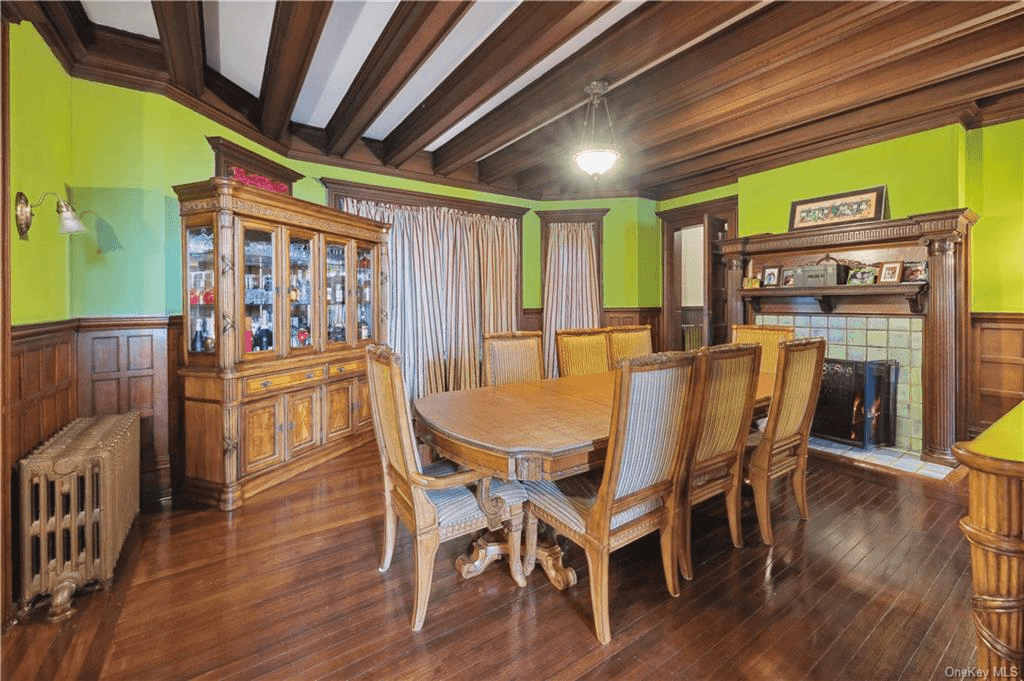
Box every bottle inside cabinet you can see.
[243,229,276,353]
[186,227,216,353]
[288,236,313,349]
[326,243,347,344]
[356,246,373,340]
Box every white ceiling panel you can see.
[292,1,400,128]
[363,0,521,141]
[425,1,646,152]
[81,0,159,39]
[203,0,277,97]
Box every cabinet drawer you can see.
[245,366,325,396]
[328,359,365,379]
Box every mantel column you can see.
[921,233,962,465]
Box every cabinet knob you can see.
[260,380,273,388]
[305,371,315,379]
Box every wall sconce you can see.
[14,191,88,240]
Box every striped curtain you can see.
[342,198,519,397]
[542,222,602,377]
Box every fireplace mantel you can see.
[718,208,977,465]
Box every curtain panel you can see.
[542,222,602,377]
[342,198,519,398]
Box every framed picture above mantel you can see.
[788,186,887,231]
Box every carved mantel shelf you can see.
[740,282,929,314]
[718,208,977,467]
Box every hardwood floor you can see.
[2,443,975,680]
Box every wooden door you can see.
[240,398,283,474]
[325,379,354,441]
[355,377,372,429]
[285,388,319,456]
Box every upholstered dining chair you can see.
[482,330,544,386]
[365,345,527,631]
[731,324,795,376]
[556,327,611,376]
[607,324,653,364]
[678,343,761,581]
[523,351,702,644]
[745,337,826,545]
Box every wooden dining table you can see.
[413,369,775,587]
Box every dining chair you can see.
[482,330,544,386]
[523,351,702,644]
[556,327,611,376]
[607,324,653,364]
[678,343,761,580]
[365,345,527,631]
[745,337,826,545]
[731,324,795,376]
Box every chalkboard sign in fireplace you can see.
[812,359,898,448]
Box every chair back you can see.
[687,343,761,488]
[365,345,422,484]
[754,338,826,465]
[482,331,544,386]
[731,324,795,375]
[590,351,701,535]
[556,328,611,376]
[607,325,653,364]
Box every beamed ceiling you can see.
[6,1,1024,201]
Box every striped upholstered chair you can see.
[482,330,544,386]
[731,324,795,377]
[556,327,611,376]
[678,343,761,580]
[523,351,702,644]
[607,324,653,364]
[745,338,826,545]
[365,345,527,631]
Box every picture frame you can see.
[762,266,781,287]
[742,277,761,289]
[781,267,796,287]
[878,261,903,284]
[788,185,887,231]
[902,260,929,282]
[847,267,878,286]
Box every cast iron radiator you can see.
[811,359,897,448]
[19,412,140,620]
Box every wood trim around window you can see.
[536,208,609,313]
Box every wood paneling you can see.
[9,321,77,460]
[970,313,1024,437]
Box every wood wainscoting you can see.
[520,308,662,352]
[970,312,1024,438]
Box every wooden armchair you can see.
[745,338,826,545]
[678,343,761,580]
[607,325,653,364]
[365,345,527,631]
[523,351,701,644]
[482,331,544,386]
[556,327,611,376]
[731,324,795,376]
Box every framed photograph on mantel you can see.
[788,186,887,231]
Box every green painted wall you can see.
[9,25,73,324]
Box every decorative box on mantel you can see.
[718,208,977,466]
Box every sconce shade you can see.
[57,199,88,234]
[14,191,87,239]
[574,80,621,179]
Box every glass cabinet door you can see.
[355,245,374,342]
[287,233,314,350]
[325,240,349,346]
[186,227,217,354]
[243,228,277,355]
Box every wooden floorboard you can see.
[1,442,977,680]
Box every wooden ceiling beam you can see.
[258,0,332,141]
[431,0,766,177]
[324,1,470,158]
[380,0,617,168]
[152,1,205,98]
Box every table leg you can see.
[530,523,577,591]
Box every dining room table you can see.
[413,369,775,588]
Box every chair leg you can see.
[659,524,679,597]
[584,546,612,645]
[750,467,774,546]
[507,504,526,587]
[677,503,694,581]
[726,463,743,548]
[793,456,810,520]
[524,508,538,576]
[379,493,397,572]
[411,532,439,631]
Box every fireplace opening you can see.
[812,359,898,448]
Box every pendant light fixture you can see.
[573,80,620,179]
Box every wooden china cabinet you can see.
[174,177,389,510]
